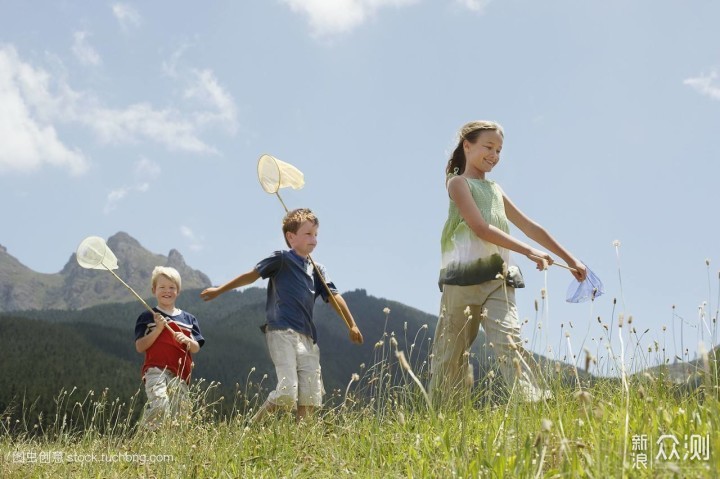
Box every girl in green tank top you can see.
[429,120,588,405]
[439,121,587,289]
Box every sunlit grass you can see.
[3,251,720,477]
[2,331,718,477]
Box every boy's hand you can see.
[200,287,220,301]
[173,331,191,347]
[349,326,363,344]
[153,312,167,328]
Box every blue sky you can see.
[1,0,719,373]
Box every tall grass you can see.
[3,256,720,477]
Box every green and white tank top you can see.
[438,176,524,289]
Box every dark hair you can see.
[446,121,504,177]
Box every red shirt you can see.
[134,309,204,383]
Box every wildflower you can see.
[383,307,391,315]
[464,306,471,317]
[513,358,522,377]
[574,390,592,405]
[612,240,621,247]
[541,418,553,432]
[351,373,360,382]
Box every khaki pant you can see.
[266,329,324,408]
[141,367,189,428]
[429,280,550,404]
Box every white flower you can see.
[612,240,621,247]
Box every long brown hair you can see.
[446,121,504,176]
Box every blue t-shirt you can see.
[255,250,337,343]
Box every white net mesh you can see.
[76,236,119,270]
[257,154,305,193]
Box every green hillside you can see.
[0,287,438,424]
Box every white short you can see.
[265,329,324,408]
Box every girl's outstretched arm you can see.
[448,176,551,271]
[502,192,587,281]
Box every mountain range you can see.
[0,232,211,311]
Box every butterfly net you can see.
[257,154,305,194]
[76,236,119,270]
[566,266,604,303]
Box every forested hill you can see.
[0,287,440,420]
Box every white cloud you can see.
[0,44,240,176]
[104,186,130,214]
[88,102,218,153]
[281,0,418,37]
[134,156,161,178]
[184,69,238,133]
[180,225,204,251]
[112,3,142,31]
[104,157,158,213]
[456,0,492,13]
[684,70,720,101]
[162,44,189,78]
[72,31,102,66]
[0,45,88,175]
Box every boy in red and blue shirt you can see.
[135,266,204,427]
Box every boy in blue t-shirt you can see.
[201,208,363,422]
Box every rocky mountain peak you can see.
[0,232,212,312]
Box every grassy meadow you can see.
[2,333,718,478]
[3,264,720,478]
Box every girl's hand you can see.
[527,249,553,271]
[568,258,588,282]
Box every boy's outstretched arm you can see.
[200,269,261,301]
[330,293,363,344]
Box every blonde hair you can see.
[282,208,319,247]
[446,120,504,176]
[151,266,182,291]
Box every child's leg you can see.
[141,367,171,428]
[296,334,323,422]
[481,286,551,402]
[167,375,190,417]
[254,330,300,422]
[429,284,483,404]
